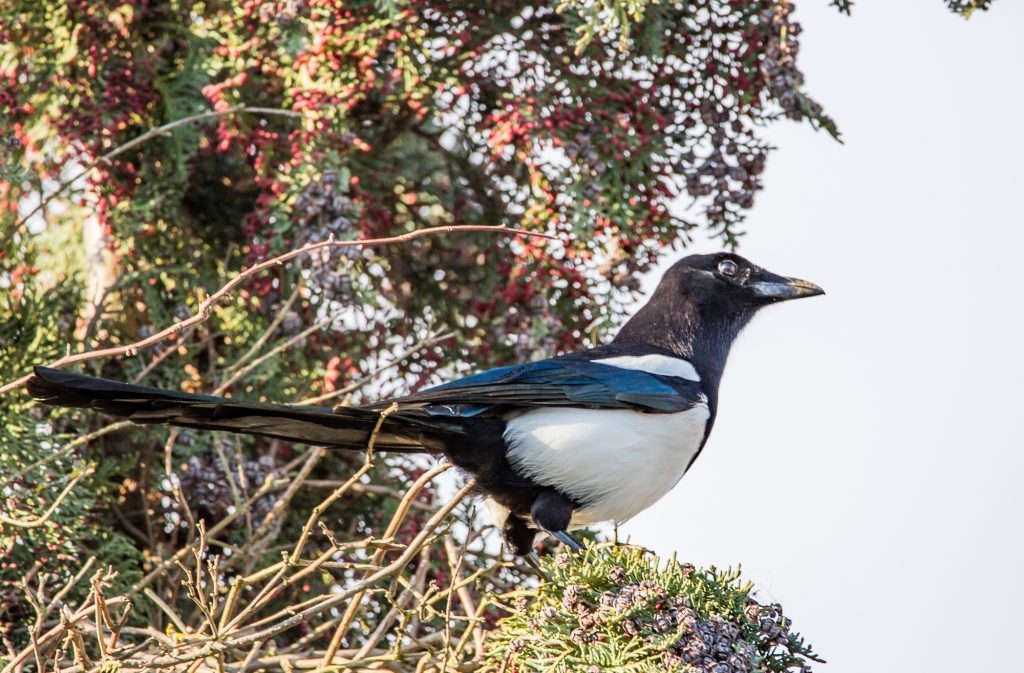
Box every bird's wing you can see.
[380,355,704,417]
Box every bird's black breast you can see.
[440,416,550,519]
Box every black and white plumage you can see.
[27,253,822,555]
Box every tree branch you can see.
[1,224,558,395]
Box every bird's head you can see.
[614,253,823,382]
[659,252,824,312]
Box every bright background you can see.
[622,2,1024,672]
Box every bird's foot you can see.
[521,551,550,580]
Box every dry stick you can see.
[19,575,46,641]
[176,524,219,636]
[1,223,556,396]
[235,584,368,635]
[142,589,188,634]
[451,595,491,666]
[0,594,130,673]
[44,557,99,625]
[287,459,373,567]
[10,106,303,237]
[291,402,399,563]
[250,446,324,544]
[212,439,247,540]
[318,462,452,668]
[219,446,323,592]
[106,603,134,653]
[220,474,362,632]
[443,536,485,663]
[89,574,110,659]
[298,481,435,511]
[350,546,433,663]
[28,633,43,673]
[223,403,398,632]
[230,533,397,599]
[60,481,475,673]
[64,608,91,671]
[234,642,266,673]
[125,466,286,599]
[439,538,466,673]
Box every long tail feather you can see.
[27,367,453,452]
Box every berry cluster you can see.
[292,170,355,239]
[176,445,280,525]
[292,170,362,306]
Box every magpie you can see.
[27,253,822,555]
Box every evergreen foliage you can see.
[485,544,822,673]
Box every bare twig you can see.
[143,589,188,635]
[50,479,476,673]
[3,224,557,395]
[318,462,452,667]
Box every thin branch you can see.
[318,462,452,667]
[2,224,557,395]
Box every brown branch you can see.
[2,224,557,396]
[318,462,452,668]
[350,545,432,662]
[54,479,476,673]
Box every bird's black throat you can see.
[612,285,754,412]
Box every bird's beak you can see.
[748,269,825,302]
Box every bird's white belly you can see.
[503,405,710,528]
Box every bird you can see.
[27,252,822,556]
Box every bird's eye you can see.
[718,259,739,277]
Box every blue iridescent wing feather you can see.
[384,352,704,417]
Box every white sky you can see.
[621,2,1024,671]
